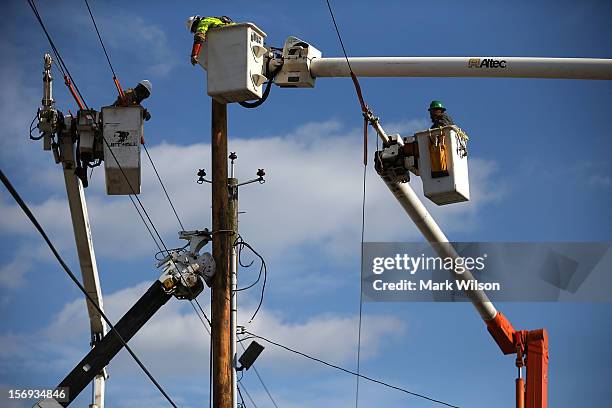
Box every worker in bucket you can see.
[186,15,234,65]
[113,80,152,121]
[429,100,454,128]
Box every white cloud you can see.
[0,279,406,405]
[0,119,505,290]
[0,253,31,290]
[38,279,404,371]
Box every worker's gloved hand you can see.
[143,109,151,121]
[191,55,198,66]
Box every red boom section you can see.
[485,312,548,408]
[486,312,516,354]
[526,329,548,408]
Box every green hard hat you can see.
[429,100,446,111]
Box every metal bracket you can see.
[156,229,215,299]
[179,229,212,255]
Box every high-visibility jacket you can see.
[195,17,234,37]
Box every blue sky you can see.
[1,0,611,407]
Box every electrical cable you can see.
[238,61,283,109]
[83,0,117,78]
[130,194,164,253]
[105,136,213,337]
[244,330,460,408]
[105,121,215,408]
[237,384,246,407]
[29,2,216,404]
[27,0,89,109]
[154,244,188,261]
[237,381,260,408]
[238,79,273,109]
[100,137,171,258]
[143,143,185,230]
[95,88,216,402]
[234,238,264,292]
[323,2,369,406]
[238,334,280,408]
[29,110,44,140]
[355,163,367,408]
[0,167,179,407]
[233,236,267,322]
[139,145,216,405]
[140,142,216,365]
[325,0,354,73]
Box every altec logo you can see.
[468,58,507,68]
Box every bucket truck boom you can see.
[35,54,108,408]
[194,25,612,408]
[33,54,149,407]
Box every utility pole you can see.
[211,99,233,408]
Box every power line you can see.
[237,383,247,408]
[29,0,170,270]
[83,0,118,78]
[238,381,260,408]
[355,165,367,408]
[27,0,89,109]
[323,2,368,407]
[143,143,186,230]
[234,236,267,323]
[33,4,214,392]
[82,0,187,246]
[76,15,211,337]
[0,168,178,407]
[325,0,354,73]
[83,0,187,238]
[102,125,214,349]
[24,4,188,404]
[238,334,280,408]
[130,194,165,253]
[81,0,210,339]
[78,38,215,397]
[250,365,279,408]
[244,330,460,408]
[139,142,215,352]
[29,2,215,405]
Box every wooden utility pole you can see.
[211,99,232,408]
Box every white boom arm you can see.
[62,168,107,408]
[311,56,612,80]
[37,54,107,408]
[380,175,497,321]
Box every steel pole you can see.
[311,57,612,80]
[211,99,233,408]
